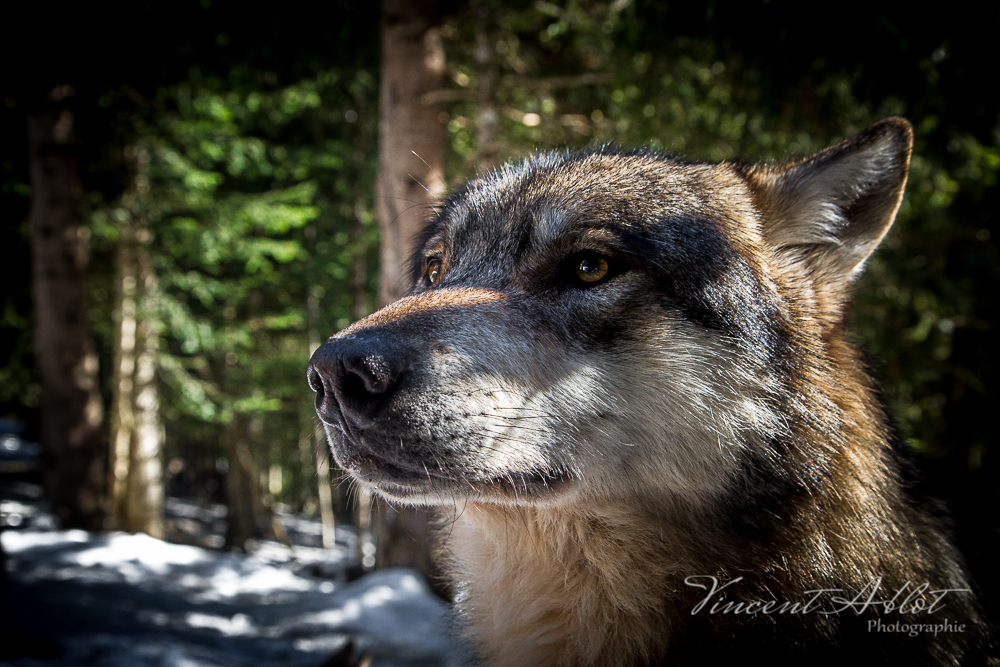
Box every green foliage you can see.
[86,67,380,510]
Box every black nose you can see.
[308,337,404,428]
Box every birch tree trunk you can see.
[372,0,447,574]
[27,80,105,530]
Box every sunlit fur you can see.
[309,118,992,666]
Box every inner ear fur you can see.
[738,117,913,317]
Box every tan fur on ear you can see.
[738,118,913,320]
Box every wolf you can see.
[308,118,991,666]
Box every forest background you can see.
[1,0,997,619]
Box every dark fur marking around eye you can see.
[610,217,790,368]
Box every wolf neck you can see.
[447,501,698,667]
[444,399,946,667]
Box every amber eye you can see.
[427,258,443,286]
[575,256,609,284]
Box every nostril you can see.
[309,339,405,427]
[307,366,323,394]
[342,370,374,404]
[334,353,403,425]
[342,354,399,396]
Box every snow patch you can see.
[70,532,210,576]
[185,612,256,636]
[2,528,89,550]
[1,528,468,666]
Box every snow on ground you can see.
[1,528,467,667]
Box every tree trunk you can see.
[314,439,336,550]
[349,206,375,565]
[108,151,165,538]
[126,224,164,536]
[474,5,500,173]
[223,413,267,549]
[308,303,337,551]
[376,0,447,305]
[305,222,338,551]
[373,0,447,576]
[26,80,105,531]
[109,220,138,527]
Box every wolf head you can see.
[308,118,912,510]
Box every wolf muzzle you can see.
[308,288,510,431]
[307,334,407,431]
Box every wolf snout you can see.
[308,337,405,428]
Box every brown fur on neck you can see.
[445,501,687,666]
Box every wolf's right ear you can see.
[739,118,912,318]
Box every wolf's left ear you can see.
[740,117,912,310]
